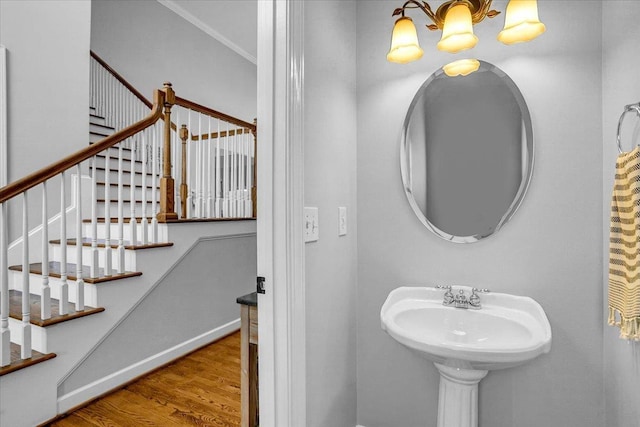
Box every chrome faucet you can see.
[436,286,490,310]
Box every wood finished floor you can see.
[49,332,241,427]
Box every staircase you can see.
[0,52,257,426]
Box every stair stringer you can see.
[56,228,256,411]
[0,220,256,427]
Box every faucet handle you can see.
[472,287,490,294]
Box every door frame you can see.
[256,1,306,426]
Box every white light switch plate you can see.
[338,207,347,236]
[304,207,319,242]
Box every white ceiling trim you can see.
[157,0,257,65]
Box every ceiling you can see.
[159,0,257,63]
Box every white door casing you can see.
[256,1,306,426]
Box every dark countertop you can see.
[236,292,257,307]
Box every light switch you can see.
[338,207,347,236]
[304,207,319,242]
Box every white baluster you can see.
[59,172,69,315]
[103,147,112,276]
[186,110,193,218]
[90,157,99,278]
[240,130,246,218]
[196,113,202,218]
[96,63,102,118]
[75,164,84,311]
[248,130,254,217]
[41,182,51,320]
[108,73,114,129]
[246,131,252,218]
[0,201,10,366]
[129,138,138,245]
[231,128,237,217]
[151,124,159,243]
[207,116,212,218]
[174,109,180,218]
[117,84,123,131]
[117,144,125,273]
[215,120,221,218]
[21,192,31,359]
[223,122,229,218]
[90,58,95,110]
[140,128,149,245]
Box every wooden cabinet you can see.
[238,293,258,427]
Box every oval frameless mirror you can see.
[400,60,534,243]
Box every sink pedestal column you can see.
[434,363,488,427]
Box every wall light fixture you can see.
[387,0,545,76]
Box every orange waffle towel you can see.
[609,146,640,340]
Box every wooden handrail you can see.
[90,51,153,109]
[192,128,252,142]
[175,96,256,131]
[0,90,165,204]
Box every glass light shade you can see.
[497,0,546,45]
[387,17,424,64]
[436,3,478,54]
[442,58,480,76]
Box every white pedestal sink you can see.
[381,286,551,427]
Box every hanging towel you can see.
[609,146,640,340]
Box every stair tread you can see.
[0,343,56,377]
[49,238,173,250]
[8,262,142,284]
[82,217,145,224]
[89,144,133,153]
[97,182,158,189]
[92,166,154,176]
[165,217,256,223]
[96,199,153,204]
[90,122,115,132]
[90,130,111,137]
[95,154,143,164]
[6,290,105,327]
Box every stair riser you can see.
[90,123,114,136]
[90,115,106,126]
[82,222,169,242]
[93,156,150,174]
[50,245,136,272]
[100,147,136,161]
[95,185,158,202]
[92,169,157,187]
[8,270,99,308]
[90,132,142,145]
[8,319,47,353]
[96,202,156,220]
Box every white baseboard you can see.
[57,318,240,413]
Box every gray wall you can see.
[602,2,640,426]
[356,1,603,426]
[0,0,91,241]
[0,0,91,181]
[91,0,256,122]
[60,233,256,395]
[304,2,358,426]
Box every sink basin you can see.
[381,286,551,427]
[381,286,551,370]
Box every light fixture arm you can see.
[392,0,500,31]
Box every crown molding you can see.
[156,0,257,65]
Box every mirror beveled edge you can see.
[399,60,535,243]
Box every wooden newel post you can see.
[157,82,178,222]
[179,124,189,219]
[251,118,257,218]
